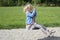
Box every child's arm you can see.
[26,9,36,18]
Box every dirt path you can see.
[0,27,60,40]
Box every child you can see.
[24,4,55,36]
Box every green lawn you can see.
[0,7,60,29]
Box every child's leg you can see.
[26,25,31,30]
[30,24,35,30]
[34,23,50,35]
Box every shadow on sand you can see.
[38,36,60,40]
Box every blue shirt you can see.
[26,9,36,24]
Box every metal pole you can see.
[8,0,9,6]
[18,0,19,6]
[34,0,36,7]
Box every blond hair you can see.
[23,4,33,13]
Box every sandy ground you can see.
[0,27,60,40]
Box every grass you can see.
[0,7,60,29]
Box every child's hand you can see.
[33,8,36,10]
[33,6,36,9]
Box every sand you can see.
[0,27,60,40]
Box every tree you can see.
[0,0,60,6]
[0,0,2,6]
